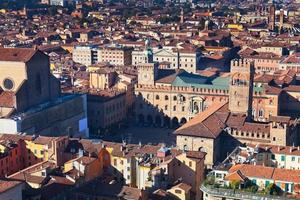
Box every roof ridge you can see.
[201,120,217,138]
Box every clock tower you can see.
[137,62,158,85]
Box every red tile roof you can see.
[0,48,37,62]
[0,91,15,108]
[174,102,229,139]
[228,164,300,183]
[0,180,23,193]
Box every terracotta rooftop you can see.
[175,102,275,138]
[0,91,15,108]
[0,48,37,62]
[228,164,300,184]
[0,179,23,193]
[248,143,300,157]
[174,102,228,139]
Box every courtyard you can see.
[100,124,176,146]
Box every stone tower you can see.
[229,59,254,118]
[268,4,275,31]
[279,9,284,32]
[137,62,158,86]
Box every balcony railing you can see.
[200,184,297,200]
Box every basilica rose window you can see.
[3,78,14,90]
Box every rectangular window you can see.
[216,173,222,178]
[292,157,295,161]
[175,189,182,194]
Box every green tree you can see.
[265,183,282,195]
[229,180,240,189]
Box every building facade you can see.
[72,45,98,67]
[174,59,300,168]
[0,48,88,137]
[97,46,133,66]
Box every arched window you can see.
[183,145,188,151]
[173,106,176,111]
[165,95,169,100]
[198,147,207,153]
[252,109,256,118]
[193,102,199,114]
[173,96,177,101]
[155,95,160,100]
[181,96,186,101]
[258,109,264,117]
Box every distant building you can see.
[151,47,201,73]
[73,45,98,67]
[87,90,127,133]
[133,45,201,73]
[50,0,67,6]
[279,52,300,73]
[132,47,153,66]
[202,164,300,200]
[106,141,206,199]
[134,61,298,130]
[97,46,133,66]
[218,143,300,171]
[174,59,300,168]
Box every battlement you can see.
[136,84,266,97]
[137,62,158,69]
[136,84,229,95]
[230,59,254,72]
